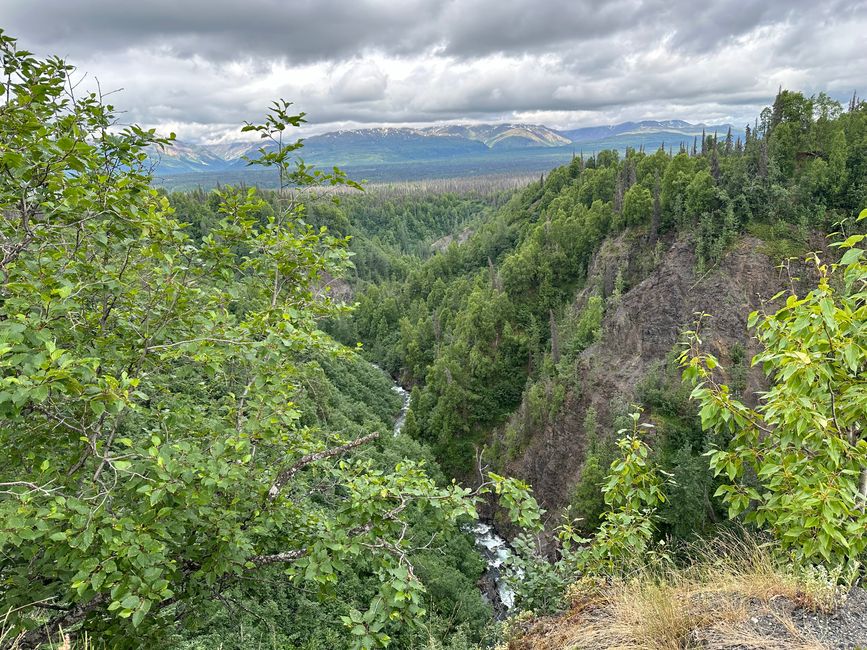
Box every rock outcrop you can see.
[504,232,816,513]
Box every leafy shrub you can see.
[682,215,867,569]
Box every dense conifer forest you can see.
[1,28,865,650]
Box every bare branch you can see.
[267,432,379,501]
[248,549,306,566]
[0,481,59,496]
[145,337,254,352]
[16,594,108,650]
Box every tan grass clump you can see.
[506,530,841,650]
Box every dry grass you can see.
[0,618,94,650]
[506,532,840,650]
[1,605,26,650]
[686,531,832,609]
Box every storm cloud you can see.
[2,0,865,142]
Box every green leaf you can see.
[120,594,140,610]
[839,247,863,265]
[91,572,106,591]
[131,599,151,627]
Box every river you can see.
[390,381,411,436]
[385,371,515,614]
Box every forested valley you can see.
[1,30,866,650]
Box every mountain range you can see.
[152,119,743,189]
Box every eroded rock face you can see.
[430,226,474,253]
[600,236,779,389]
[503,233,814,513]
[316,272,353,303]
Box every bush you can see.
[683,215,867,569]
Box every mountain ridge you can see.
[151,119,744,182]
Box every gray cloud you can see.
[332,62,389,102]
[2,0,864,142]
[3,1,439,62]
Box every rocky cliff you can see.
[502,232,819,513]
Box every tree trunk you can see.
[549,309,560,365]
[860,467,867,511]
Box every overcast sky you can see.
[3,0,866,143]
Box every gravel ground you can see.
[696,587,867,649]
[778,587,867,649]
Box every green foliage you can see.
[568,454,609,533]
[582,412,668,573]
[170,187,500,286]
[489,473,544,532]
[345,88,867,481]
[659,445,714,539]
[685,170,717,217]
[5,36,863,644]
[502,532,572,614]
[567,408,615,535]
[504,411,669,611]
[636,351,722,539]
[354,171,618,473]
[0,33,489,648]
[563,295,604,360]
[637,353,696,420]
[171,423,493,649]
[682,212,867,568]
[621,185,653,227]
[747,220,810,263]
[485,294,604,471]
[660,152,695,226]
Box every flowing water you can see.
[391,383,411,436]
[381,368,515,613]
[468,522,516,611]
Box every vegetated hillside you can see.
[165,352,495,650]
[5,26,864,650]
[168,184,511,286]
[560,119,736,144]
[343,89,866,538]
[0,34,512,650]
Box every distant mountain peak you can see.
[151,118,745,182]
[560,119,740,144]
[420,123,572,148]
